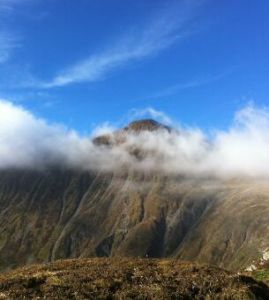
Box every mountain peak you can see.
[124,119,168,132]
[93,119,170,146]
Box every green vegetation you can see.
[252,269,269,282]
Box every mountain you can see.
[92,119,170,146]
[1,258,269,299]
[0,120,269,272]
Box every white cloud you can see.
[2,99,269,179]
[37,0,203,88]
[0,99,92,169]
[204,106,269,177]
[130,107,174,126]
[91,122,116,138]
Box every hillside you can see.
[1,169,269,272]
[0,258,269,299]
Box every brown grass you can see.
[0,258,268,299]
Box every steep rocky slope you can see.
[0,258,269,299]
[0,168,269,271]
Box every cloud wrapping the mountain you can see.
[1,99,269,178]
[0,100,92,169]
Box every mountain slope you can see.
[0,120,269,271]
[0,168,269,271]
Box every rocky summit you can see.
[93,119,170,146]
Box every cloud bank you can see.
[0,100,92,169]
[1,99,269,179]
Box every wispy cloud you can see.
[0,0,23,13]
[0,31,20,64]
[36,0,205,88]
[0,0,14,12]
[0,0,24,64]
[142,71,233,100]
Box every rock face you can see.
[0,120,269,271]
[1,258,269,299]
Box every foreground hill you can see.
[0,258,268,299]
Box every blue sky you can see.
[0,0,268,133]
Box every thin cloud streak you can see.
[142,71,234,101]
[36,0,204,88]
[0,0,25,64]
[0,31,20,64]
[0,0,23,13]
[0,0,13,12]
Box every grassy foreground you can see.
[0,258,268,299]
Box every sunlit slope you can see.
[0,168,269,271]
